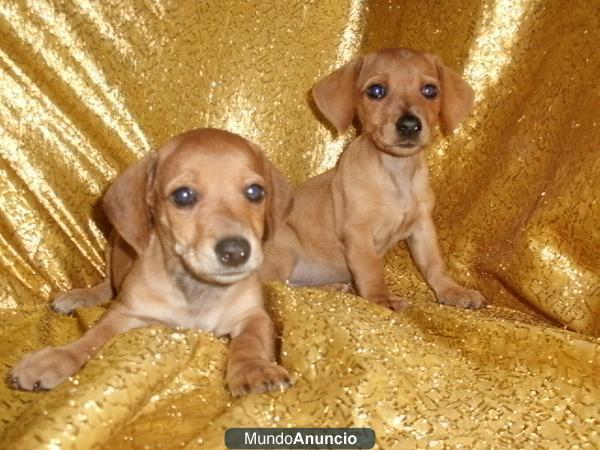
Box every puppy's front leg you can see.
[343,225,409,311]
[9,304,150,391]
[226,310,291,397]
[408,215,486,308]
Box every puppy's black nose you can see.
[215,237,251,267]
[396,114,422,138]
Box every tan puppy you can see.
[10,129,293,396]
[261,48,485,310]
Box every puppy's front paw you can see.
[370,294,411,311]
[437,287,486,309]
[52,289,91,314]
[227,361,292,397]
[9,347,82,391]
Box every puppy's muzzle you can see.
[396,114,422,144]
[214,236,251,267]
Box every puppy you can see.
[261,48,486,310]
[10,128,293,396]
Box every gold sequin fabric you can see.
[1,1,599,448]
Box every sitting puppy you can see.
[10,128,293,396]
[261,48,486,310]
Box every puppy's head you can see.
[103,129,292,285]
[313,48,474,156]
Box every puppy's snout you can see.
[396,114,422,138]
[215,236,251,267]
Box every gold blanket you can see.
[1,1,598,448]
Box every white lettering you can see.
[244,432,257,445]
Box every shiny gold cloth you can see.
[1,1,598,448]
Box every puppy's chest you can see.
[370,183,418,254]
[162,285,226,331]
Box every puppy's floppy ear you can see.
[435,57,475,135]
[265,162,293,240]
[248,142,293,240]
[312,57,363,134]
[103,152,157,255]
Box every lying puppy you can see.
[262,48,485,310]
[10,128,293,396]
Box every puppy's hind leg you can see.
[319,282,355,294]
[258,240,296,284]
[52,278,113,314]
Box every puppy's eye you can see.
[245,184,265,203]
[366,83,387,100]
[171,187,198,208]
[421,84,438,99]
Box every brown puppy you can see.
[10,128,293,396]
[261,48,485,310]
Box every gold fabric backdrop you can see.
[1,0,598,448]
